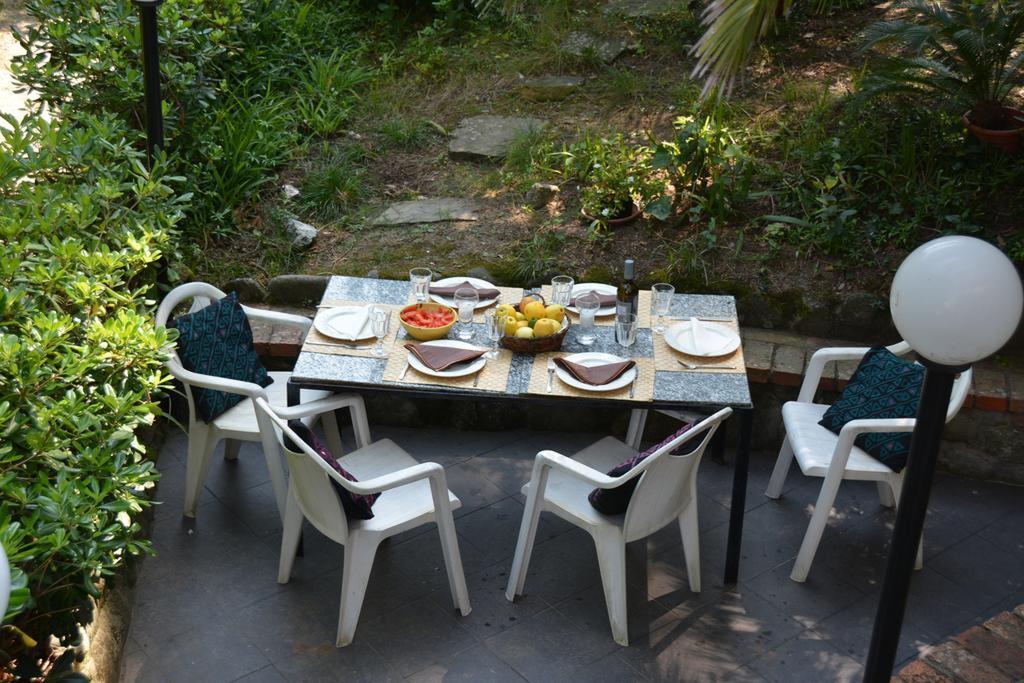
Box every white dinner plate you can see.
[553,352,637,393]
[565,283,617,318]
[430,276,499,310]
[665,320,741,357]
[314,305,375,341]
[407,340,488,378]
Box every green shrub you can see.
[0,113,181,672]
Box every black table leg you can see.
[724,407,754,585]
[286,380,304,558]
[711,418,726,465]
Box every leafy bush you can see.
[0,113,180,673]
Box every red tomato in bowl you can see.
[401,305,454,328]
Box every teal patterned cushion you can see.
[819,346,924,472]
[169,292,273,422]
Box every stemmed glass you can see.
[370,306,390,357]
[485,311,504,359]
[551,275,574,307]
[576,292,600,346]
[409,268,432,302]
[454,288,478,341]
[651,283,675,334]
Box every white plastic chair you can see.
[156,282,359,523]
[255,398,471,647]
[506,408,732,646]
[764,341,973,583]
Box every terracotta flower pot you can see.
[581,202,643,227]
[963,107,1024,154]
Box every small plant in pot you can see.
[555,133,664,229]
[860,0,1024,153]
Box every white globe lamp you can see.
[890,235,1023,366]
[867,235,1023,682]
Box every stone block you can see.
[448,116,546,161]
[953,625,1024,679]
[984,610,1024,644]
[525,182,560,209]
[285,218,317,250]
[269,325,305,358]
[971,368,1008,412]
[925,642,1012,682]
[221,277,266,303]
[742,339,772,383]
[266,274,329,305]
[519,76,584,102]
[372,198,480,225]
[560,32,631,63]
[898,659,954,682]
[1008,372,1024,413]
[771,345,805,387]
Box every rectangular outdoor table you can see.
[288,276,755,584]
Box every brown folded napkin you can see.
[429,281,501,299]
[405,343,486,371]
[554,358,636,385]
[569,290,617,307]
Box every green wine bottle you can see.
[617,258,638,320]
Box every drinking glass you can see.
[485,311,504,359]
[551,275,575,307]
[370,307,390,357]
[454,287,478,341]
[576,291,601,346]
[616,313,638,348]
[409,268,432,302]
[651,283,675,334]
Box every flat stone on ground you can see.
[372,198,481,225]
[603,0,677,17]
[448,115,547,161]
[519,75,585,102]
[560,31,631,63]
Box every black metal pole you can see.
[134,0,164,167]
[724,407,754,584]
[862,361,964,681]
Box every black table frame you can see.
[287,379,753,585]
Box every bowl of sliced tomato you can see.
[399,302,458,341]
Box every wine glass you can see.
[409,268,432,302]
[454,288,478,341]
[651,283,675,334]
[370,307,390,357]
[576,291,601,346]
[485,311,504,359]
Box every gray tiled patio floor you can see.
[122,424,1024,682]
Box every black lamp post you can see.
[133,0,164,167]
[862,236,1023,682]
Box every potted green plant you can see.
[860,0,1024,153]
[556,133,663,228]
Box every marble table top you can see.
[290,276,752,409]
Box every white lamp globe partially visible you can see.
[890,236,1023,366]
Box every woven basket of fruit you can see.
[497,293,571,354]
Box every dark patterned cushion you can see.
[169,292,273,422]
[589,423,696,516]
[819,346,925,472]
[284,420,378,520]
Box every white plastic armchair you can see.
[764,341,973,583]
[254,398,471,647]
[506,408,732,646]
[156,282,358,523]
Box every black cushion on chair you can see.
[168,292,273,422]
[818,346,925,472]
[588,423,696,516]
[284,421,378,520]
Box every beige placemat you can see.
[408,286,523,322]
[652,319,746,373]
[539,286,652,328]
[381,340,513,392]
[526,352,655,403]
[302,302,402,357]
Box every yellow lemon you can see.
[514,326,535,339]
[514,311,526,321]
[544,304,565,323]
[533,318,559,338]
[523,300,547,320]
[504,317,519,336]
[516,320,530,329]
[519,294,543,312]
[495,304,516,319]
